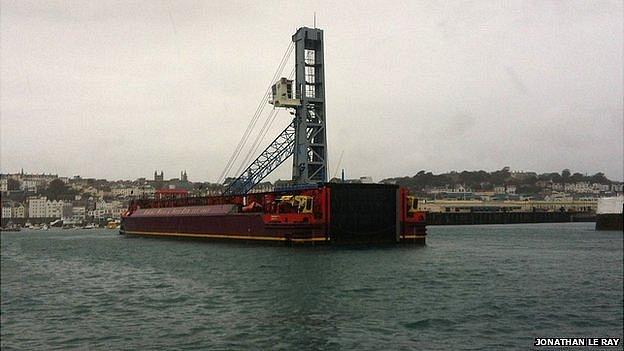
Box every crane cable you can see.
[217,41,294,183]
[233,67,296,177]
[217,42,292,184]
[233,108,279,176]
[241,67,296,171]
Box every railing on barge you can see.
[130,184,322,210]
[131,195,241,210]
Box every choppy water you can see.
[1,223,622,350]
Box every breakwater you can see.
[426,211,594,226]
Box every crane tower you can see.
[291,27,327,184]
[223,27,327,195]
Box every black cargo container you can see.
[326,183,399,244]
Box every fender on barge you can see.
[121,183,427,245]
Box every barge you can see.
[121,183,426,245]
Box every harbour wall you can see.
[426,211,593,226]
[1,217,71,227]
[595,213,623,231]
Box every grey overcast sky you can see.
[1,0,622,182]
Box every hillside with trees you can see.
[381,167,617,196]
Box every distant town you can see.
[1,167,622,228]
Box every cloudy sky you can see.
[1,0,622,182]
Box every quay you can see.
[426,211,591,226]
[420,199,596,226]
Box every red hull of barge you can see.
[121,183,426,245]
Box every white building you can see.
[2,203,12,218]
[12,203,26,218]
[20,179,38,192]
[430,185,473,194]
[46,200,64,219]
[28,196,48,218]
[565,182,591,193]
[94,200,126,220]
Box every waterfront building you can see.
[28,196,47,218]
[46,200,64,219]
[2,202,12,218]
[12,203,26,218]
[93,200,126,220]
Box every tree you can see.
[561,169,571,179]
[589,172,609,184]
[44,179,75,200]
[570,172,584,182]
[491,167,511,185]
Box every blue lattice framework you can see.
[222,120,296,195]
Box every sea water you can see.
[1,223,622,350]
